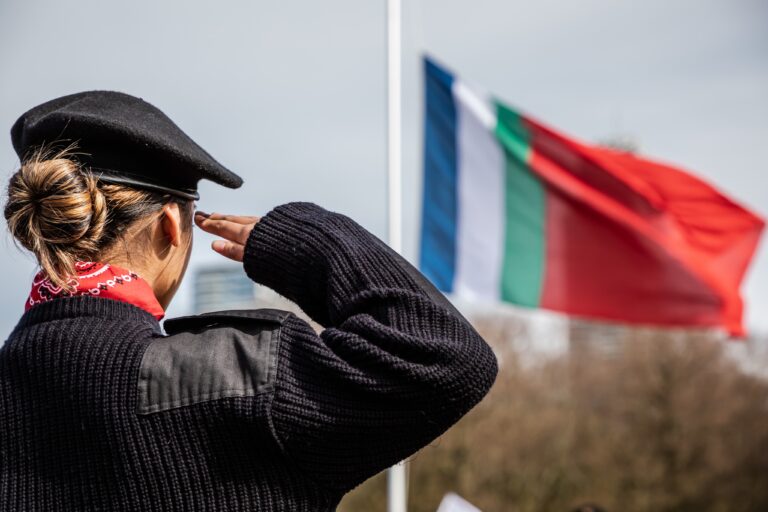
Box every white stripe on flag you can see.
[452,80,505,301]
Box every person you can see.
[0,91,498,511]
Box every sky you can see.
[0,0,766,338]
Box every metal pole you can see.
[387,0,402,254]
[388,463,407,512]
[386,0,407,512]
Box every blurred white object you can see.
[436,493,482,512]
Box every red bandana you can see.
[26,261,165,320]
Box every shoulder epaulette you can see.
[136,308,291,415]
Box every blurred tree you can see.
[339,315,768,512]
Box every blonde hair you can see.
[4,145,193,290]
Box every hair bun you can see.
[5,149,107,288]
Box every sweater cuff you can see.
[242,202,335,323]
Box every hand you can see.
[194,211,261,262]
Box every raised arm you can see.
[197,202,498,493]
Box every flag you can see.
[420,57,764,336]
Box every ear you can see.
[160,202,183,248]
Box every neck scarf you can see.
[26,261,165,320]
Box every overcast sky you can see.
[0,0,766,337]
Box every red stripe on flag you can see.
[541,182,727,331]
[521,117,763,336]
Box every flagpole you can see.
[386,0,407,511]
[387,0,402,253]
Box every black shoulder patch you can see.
[137,308,291,415]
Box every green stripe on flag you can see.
[494,103,546,307]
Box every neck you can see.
[100,255,171,308]
[98,226,190,310]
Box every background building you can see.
[193,264,256,314]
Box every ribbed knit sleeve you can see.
[243,202,498,493]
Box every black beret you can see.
[10,91,243,200]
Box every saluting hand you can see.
[194,211,261,262]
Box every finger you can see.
[195,216,254,245]
[202,212,261,225]
[211,240,245,262]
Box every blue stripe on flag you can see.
[419,57,458,293]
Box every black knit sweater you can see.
[0,202,498,511]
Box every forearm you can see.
[243,201,465,326]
